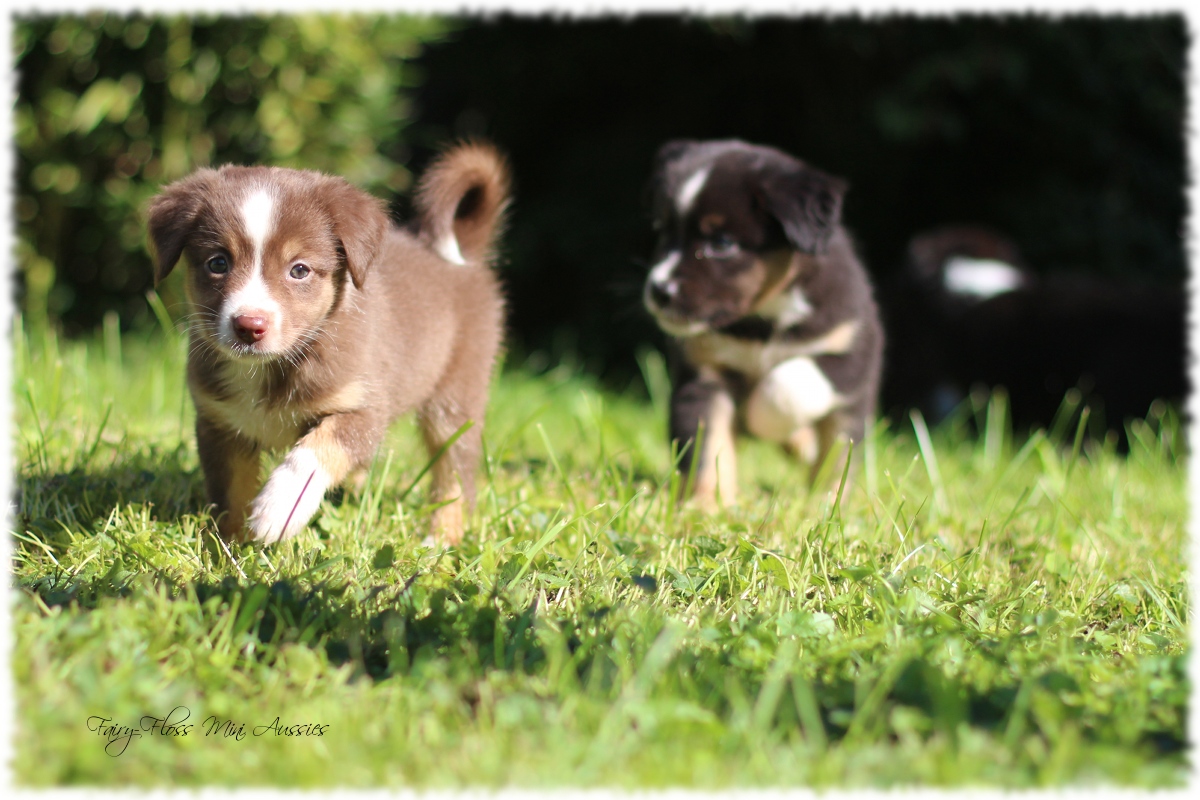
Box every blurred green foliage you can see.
[15,13,447,332]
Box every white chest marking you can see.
[196,364,303,450]
[206,397,303,450]
[755,286,814,328]
[221,189,282,347]
[686,319,860,380]
[745,357,840,443]
[676,167,712,214]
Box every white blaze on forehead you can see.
[241,189,275,258]
[943,256,1025,300]
[676,166,712,214]
[221,187,281,348]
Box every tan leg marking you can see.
[420,413,468,545]
[812,413,852,491]
[221,449,262,542]
[784,424,819,465]
[299,419,354,484]
[749,250,800,310]
[346,466,370,495]
[430,486,465,545]
[813,320,860,355]
[692,389,738,510]
[311,380,366,416]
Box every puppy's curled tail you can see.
[415,141,511,266]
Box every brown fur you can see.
[147,142,510,545]
[414,141,511,264]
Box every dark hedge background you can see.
[406,15,1186,383]
[15,13,1188,428]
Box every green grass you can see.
[10,319,1189,787]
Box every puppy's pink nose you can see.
[233,314,269,344]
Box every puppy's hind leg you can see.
[417,300,502,545]
[417,401,484,546]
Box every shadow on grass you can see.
[17,563,1188,759]
[13,443,206,553]
[9,427,1189,762]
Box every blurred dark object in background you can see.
[880,225,1186,439]
[882,225,1033,423]
[410,15,1186,389]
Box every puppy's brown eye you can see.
[701,233,739,259]
[206,255,229,275]
[289,264,311,280]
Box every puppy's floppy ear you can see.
[325,179,389,290]
[146,170,215,284]
[757,163,848,254]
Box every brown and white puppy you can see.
[147,143,509,545]
[642,139,883,506]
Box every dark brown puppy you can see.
[643,139,883,506]
[147,143,509,544]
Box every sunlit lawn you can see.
[10,321,1188,787]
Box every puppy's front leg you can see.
[196,414,261,542]
[813,407,868,494]
[247,411,380,544]
[671,368,738,509]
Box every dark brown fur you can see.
[643,139,883,506]
[147,142,510,545]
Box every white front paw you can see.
[247,447,330,544]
